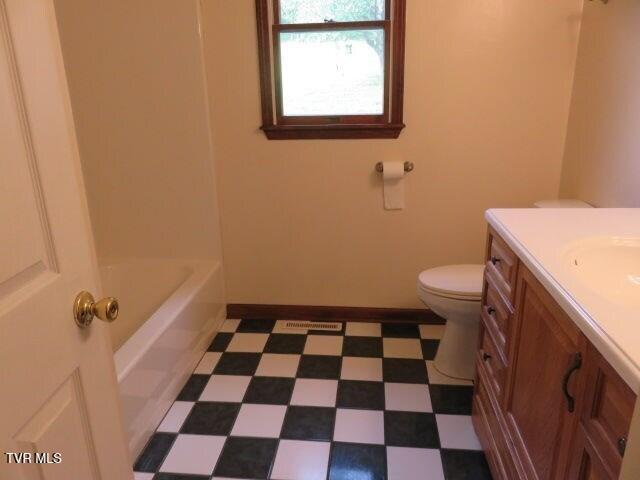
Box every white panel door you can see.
[0,1,132,479]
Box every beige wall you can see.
[560,0,640,207]
[202,0,582,308]
[55,0,223,261]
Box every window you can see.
[256,0,407,140]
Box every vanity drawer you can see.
[472,385,508,480]
[486,228,518,302]
[481,275,512,360]
[473,359,520,480]
[479,326,508,401]
[578,344,636,476]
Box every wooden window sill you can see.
[261,123,405,140]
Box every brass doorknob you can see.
[74,291,119,328]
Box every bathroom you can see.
[1,0,640,479]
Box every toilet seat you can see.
[418,265,484,301]
[419,284,482,301]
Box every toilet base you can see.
[433,313,480,381]
[433,361,474,382]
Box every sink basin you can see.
[563,237,640,308]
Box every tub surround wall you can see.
[54,0,224,261]
[202,0,583,309]
[560,0,640,207]
[54,0,227,458]
[101,260,192,351]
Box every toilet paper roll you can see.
[382,161,405,210]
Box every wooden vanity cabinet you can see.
[567,344,636,480]
[504,265,587,480]
[566,427,614,480]
[473,227,637,480]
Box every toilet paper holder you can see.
[375,161,414,173]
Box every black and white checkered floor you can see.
[133,319,492,480]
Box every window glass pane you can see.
[279,0,385,24]
[280,29,385,116]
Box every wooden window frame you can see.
[256,0,406,140]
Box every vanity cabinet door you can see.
[503,265,587,480]
[567,426,616,480]
[567,343,636,479]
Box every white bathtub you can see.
[100,259,225,458]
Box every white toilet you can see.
[418,265,485,380]
[418,199,592,381]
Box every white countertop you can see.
[486,208,640,393]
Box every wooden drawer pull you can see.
[486,306,496,315]
[562,353,582,413]
[483,352,492,362]
[490,256,501,266]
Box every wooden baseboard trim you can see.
[226,304,445,324]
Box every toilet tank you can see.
[534,199,593,208]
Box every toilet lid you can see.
[418,265,485,300]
